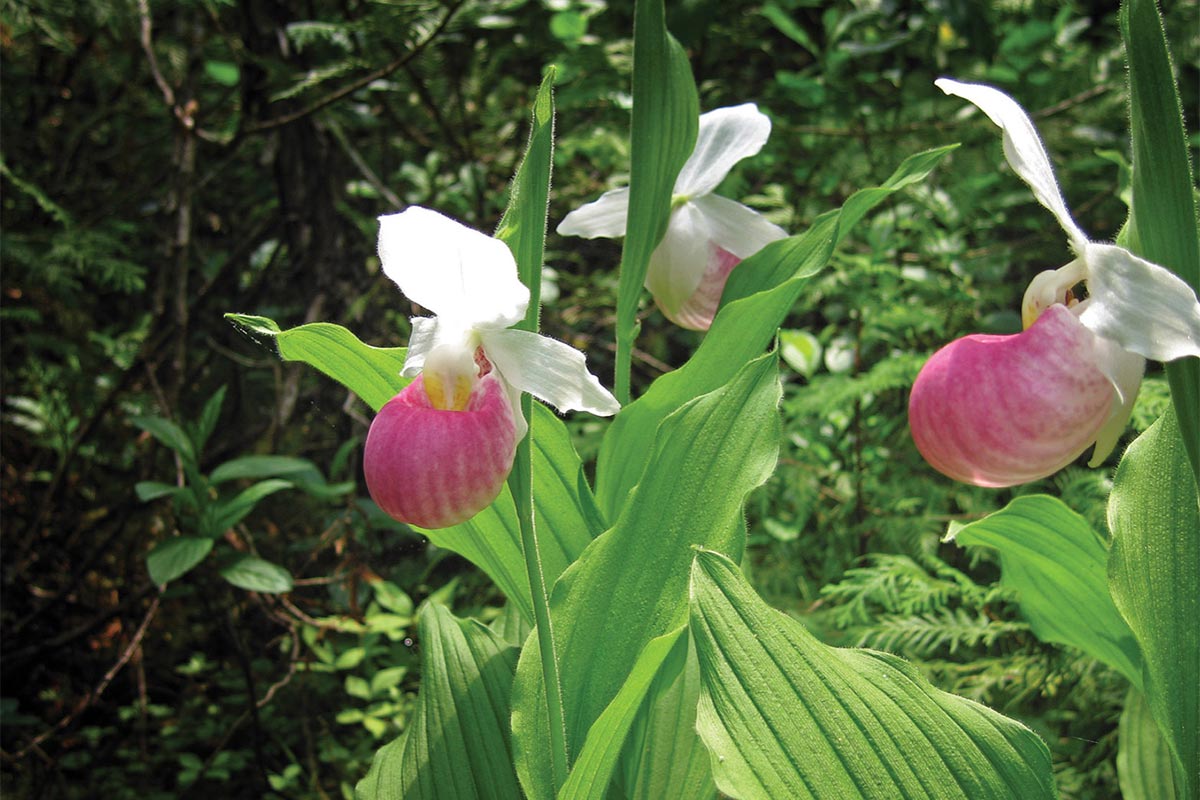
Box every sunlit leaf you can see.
[146,536,213,585]
[948,494,1142,687]
[220,555,294,594]
[357,603,521,800]
[688,548,1057,800]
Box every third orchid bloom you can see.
[909,79,1200,487]
[557,103,787,331]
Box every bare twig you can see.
[14,591,162,761]
[244,0,466,134]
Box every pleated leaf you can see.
[223,315,408,413]
[1121,0,1200,478]
[1108,406,1200,800]
[948,494,1142,687]
[512,351,782,800]
[1118,686,1179,800]
[688,548,1058,800]
[614,0,698,363]
[355,602,521,800]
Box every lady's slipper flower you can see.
[557,104,787,331]
[364,207,619,528]
[909,79,1200,487]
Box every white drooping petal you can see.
[644,202,715,318]
[935,79,1089,253]
[1087,335,1145,466]
[378,207,529,329]
[480,328,620,416]
[1079,242,1200,362]
[556,187,632,239]
[689,193,787,258]
[674,104,773,198]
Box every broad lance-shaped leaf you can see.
[947,494,1142,688]
[512,351,782,800]
[614,0,699,398]
[596,145,956,519]
[224,315,408,413]
[1108,406,1199,800]
[688,548,1058,800]
[1121,0,1200,480]
[356,602,521,800]
[1119,686,1179,800]
[559,628,716,800]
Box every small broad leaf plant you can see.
[224,1,1196,797]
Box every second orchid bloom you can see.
[909,79,1200,487]
[364,207,619,529]
[557,103,787,331]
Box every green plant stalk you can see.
[502,67,571,791]
[1121,0,1200,489]
[508,424,570,790]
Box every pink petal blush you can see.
[659,244,741,331]
[364,372,518,528]
[908,305,1116,487]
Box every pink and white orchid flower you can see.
[909,79,1200,487]
[557,104,787,331]
[364,207,619,528]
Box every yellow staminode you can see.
[421,344,478,411]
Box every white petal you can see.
[1087,338,1144,466]
[1079,243,1200,362]
[689,193,787,258]
[480,329,620,416]
[936,79,1089,252]
[378,207,528,328]
[556,187,631,239]
[644,202,714,319]
[674,104,773,199]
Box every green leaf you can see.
[224,315,408,413]
[496,67,555,311]
[135,480,185,502]
[356,603,522,800]
[204,60,239,86]
[1121,0,1200,482]
[616,633,715,800]
[596,145,955,519]
[688,548,1058,800]
[193,385,227,453]
[131,415,195,463]
[1108,406,1200,799]
[219,555,294,594]
[513,351,781,800]
[948,494,1142,688]
[779,329,822,378]
[147,536,213,585]
[210,455,321,483]
[557,628,687,800]
[419,404,602,626]
[1119,686,1179,800]
[208,478,293,535]
[614,0,699,401]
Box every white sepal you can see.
[378,207,529,329]
[674,104,773,198]
[1079,243,1200,362]
[690,193,787,258]
[481,328,620,416]
[644,202,715,317]
[935,79,1089,253]
[1087,336,1145,466]
[556,187,631,239]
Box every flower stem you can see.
[508,403,571,790]
[615,337,633,406]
